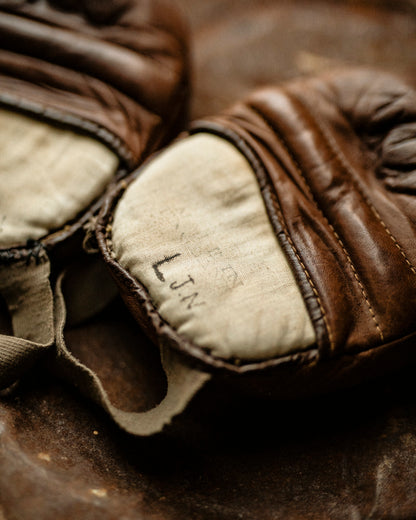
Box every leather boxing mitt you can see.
[0,0,190,388]
[56,67,416,436]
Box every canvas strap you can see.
[0,252,54,388]
[53,272,211,436]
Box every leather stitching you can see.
[248,101,384,343]
[286,93,385,341]
[267,188,335,353]
[226,111,335,352]
[297,93,416,278]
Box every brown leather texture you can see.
[0,0,190,168]
[191,69,416,360]
[0,0,190,255]
[2,1,416,518]
[97,68,416,396]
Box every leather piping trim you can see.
[0,92,135,168]
[96,146,323,374]
[96,162,416,376]
[188,120,333,355]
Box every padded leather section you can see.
[0,0,190,166]
[194,69,416,356]
[0,108,118,247]
[111,133,315,361]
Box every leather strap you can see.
[0,253,54,388]
[53,272,211,436]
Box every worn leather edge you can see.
[188,120,332,355]
[96,124,416,381]
[0,76,190,258]
[0,93,136,168]
[0,161,128,264]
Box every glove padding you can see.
[0,0,190,167]
[194,68,416,357]
[100,68,416,368]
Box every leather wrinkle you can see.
[239,102,358,350]
[189,118,333,356]
[267,74,416,348]
[232,110,334,353]
[293,88,416,279]
[192,76,416,352]
[0,12,182,115]
[278,91,385,342]
[219,93,389,352]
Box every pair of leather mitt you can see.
[0,0,415,436]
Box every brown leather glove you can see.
[0,0,190,167]
[88,68,416,435]
[205,68,416,358]
[0,0,190,388]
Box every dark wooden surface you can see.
[1,1,416,518]
[179,0,416,118]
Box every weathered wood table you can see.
[1,1,416,518]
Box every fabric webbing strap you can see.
[53,272,211,436]
[0,253,54,388]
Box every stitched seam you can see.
[189,121,334,353]
[298,93,416,277]
[104,197,319,370]
[248,103,384,342]
[217,116,334,352]
[0,92,135,167]
[216,118,335,352]
[267,188,335,352]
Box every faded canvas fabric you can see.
[0,109,118,247]
[93,68,416,436]
[0,110,119,386]
[111,133,316,360]
[0,253,53,387]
